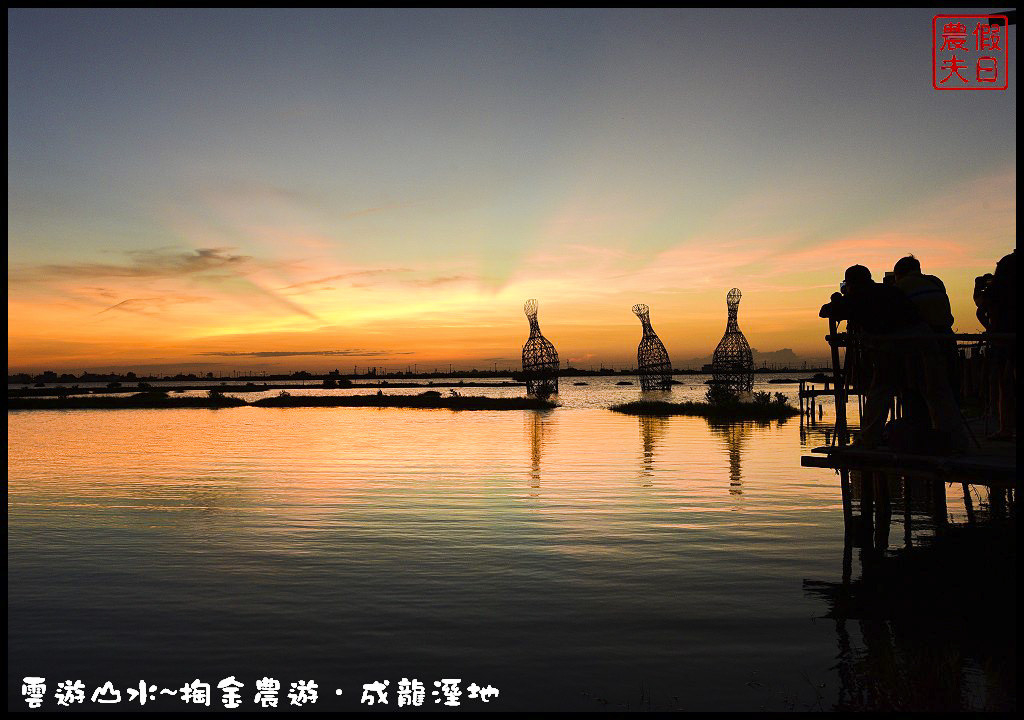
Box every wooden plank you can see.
[825,332,1014,346]
[798,389,855,397]
[801,448,1016,486]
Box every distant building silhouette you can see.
[632,303,673,391]
[521,299,559,398]
[711,288,754,394]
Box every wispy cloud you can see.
[405,275,473,288]
[12,246,321,322]
[339,201,421,220]
[282,268,410,292]
[14,247,254,281]
[95,295,210,317]
[283,269,473,293]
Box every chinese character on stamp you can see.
[933,15,1009,90]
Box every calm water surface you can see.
[7,379,1007,710]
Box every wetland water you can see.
[7,378,1012,710]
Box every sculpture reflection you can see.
[637,415,669,487]
[526,409,556,493]
[708,421,755,495]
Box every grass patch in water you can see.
[252,391,557,410]
[10,390,556,411]
[609,399,799,420]
[8,391,247,410]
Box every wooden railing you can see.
[822,326,1016,447]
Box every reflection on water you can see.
[708,421,754,496]
[6,378,1014,711]
[804,469,1016,711]
[526,409,556,493]
[806,524,1016,712]
[637,415,668,487]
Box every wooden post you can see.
[903,475,912,549]
[860,470,875,548]
[931,479,948,533]
[799,380,805,425]
[840,468,853,529]
[990,486,1006,520]
[962,482,975,525]
[828,319,848,445]
[842,528,853,586]
[875,473,892,553]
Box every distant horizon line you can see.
[6,348,834,376]
[8,360,835,380]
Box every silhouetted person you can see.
[988,250,1017,332]
[974,272,1001,431]
[892,255,954,333]
[974,273,995,329]
[892,254,958,416]
[820,265,967,452]
[980,250,1016,439]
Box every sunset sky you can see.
[8,9,1017,373]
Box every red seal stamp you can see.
[933,15,1009,90]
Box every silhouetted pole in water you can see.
[931,479,948,534]
[962,482,976,525]
[829,318,849,446]
[874,473,892,555]
[860,470,875,551]
[903,476,913,548]
[841,525,853,585]
[840,468,853,531]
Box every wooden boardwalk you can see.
[799,324,1016,488]
[801,444,1015,487]
[802,409,1015,487]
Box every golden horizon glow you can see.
[8,167,1015,373]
